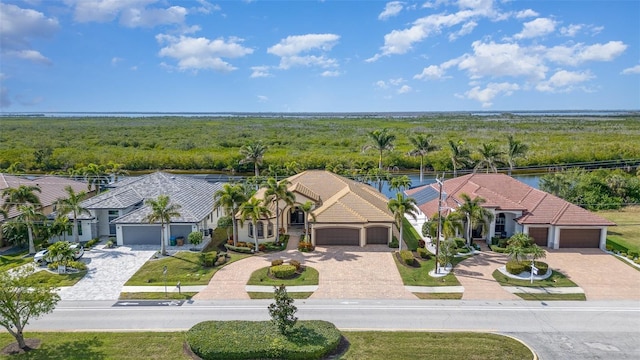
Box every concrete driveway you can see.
[544,249,640,300]
[57,245,156,301]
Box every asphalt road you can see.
[30,299,640,359]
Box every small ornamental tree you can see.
[0,265,60,350]
[46,241,75,267]
[188,231,204,249]
[268,285,298,335]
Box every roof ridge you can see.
[346,185,392,219]
[551,202,571,225]
[313,186,350,217]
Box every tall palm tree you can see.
[448,140,471,178]
[213,184,247,246]
[1,185,41,213]
[408,133,439,183]
[16,204,45,254]
[82,163,108,192]
[264,178,295,244]
[474,142,504,173]
[238,198,272,252]
[363,129,396,170]
[506,135,529,176]
[423,212,464,240]
[50,213,71,242]
[367,168,391,192]
[105,161,129,183]
[457,193,494,246]
[387,193,419,251]
[389,175,412,197]
[144,195,182,256]
[300,200,316,241]
[56,186,90,243]
[239,142,268,177]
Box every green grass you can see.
[600,206,640,253]
[413,292,463,300]
[248,292,313,299]
[119,292,197,300]
[124,251,250,286]
[247,266,319,286]
[26,270,86,287]
[201,227,228,253]
[401,218,421,251]
[516,293,587,301]
[492,269,578,287]
[394,252,462,286]
[340,331,533,360]
[0,251,31,272]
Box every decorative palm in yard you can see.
[448,140,471,178]
[238,198,272,252]
[457,193,494,246]
[56,186,90,243]
[389,175,412,197]
[240,142,268,177]
[214,183,247,246]
[388,193,419,252]
[363,128,396,170]
[16,204,46,255]
[408,133,439,183]
[506,135,529,176]
[144,195,182,256]
[264,178,295,244]
[300,200,316,240]
[423,212,464,240]
[1,184,41,212]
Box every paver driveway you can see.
[454,251,519,300]
[194,245,415,300]
[544,249,640,300]
[57,245,156,301]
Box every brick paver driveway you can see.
[454,251,519,300]
[194,245,415,300]
[544,249,640,300]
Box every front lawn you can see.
[247,266,319,286]
[0,251,31,272]
[414,292,463,300]
[125,251,250,286]
[394,253,461,286]
[247,292,313,299]
[26,269,86,287]
[600,206,640,253]
[516,293,586,301]
[401,217,421,251]
[492,269,578,287]
[119,292,197,300]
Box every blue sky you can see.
[1,0,639,113]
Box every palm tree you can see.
[300,201,316,241]
[50,213,71,242]
[16,204,46,254]
[506,135,528,176]
[56,186,90,244]
[144,195,182,256]
[239,142,268,177]
[448,140,471,178]
[82,163,108,192]
[389,175,412,197]
[474,142,504,173]
[264,178,295,244]
[367,168,391,192]
[213,184,247,246]
[105,161,129,183]
[238,198,272,252]
[408,133,439,183]
[387,193,419,251]
[1,185,41,212]
[457,193,494,246]
[423,212,464,240]
[363,129,396,170]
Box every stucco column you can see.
[599,227,607,250]
[359,227,366,247]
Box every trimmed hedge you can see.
[47,260,87,271]
[506,261,527,275]
[490,245,507,253]
[400,250,414,265]
[290,259,301,270]
[417,247,430,259]
[186,320,341,360]
[271,265,297,279]
[298,241,314,252]
[526,261,549,275]
[271,259,284,266]
[225,244,254,254]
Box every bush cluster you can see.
[271,265,297,279]
[85,238,101,248]
[47,260,87,271]
[388,236,399,248]
[506,261,527,275]
[453,238,466,248]
[417,247,430,259]
[271,259,284,266]
[400,250,414,265]
[298,241,314,252]
[225,244,254,254]
[289,259,301,270]
[490,245,507,253]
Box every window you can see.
[495,213,506,237]
[257,221,264,238]
[77,222,83,236]
[108,210,118,236]
[248,223,254,238]
[267,222,273,237]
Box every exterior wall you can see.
[237,220,277,244]
[488,210,523,242]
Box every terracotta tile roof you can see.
[411,173,615,226]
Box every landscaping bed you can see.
[247,265,319,286]
[393,253,461,286]
[26,269,87,287]
[248,292,313,300]
[492,269,578,288]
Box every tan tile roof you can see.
[411,173,615,227]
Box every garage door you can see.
[122,225,161,245]
[559,229,601,248]
[316,228,360,246]
[170,225,193,240]
[528,227,549,247]
[366,227,389,245]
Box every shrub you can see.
[388,236,399,248]
[529,261,549,275]
[271,259,284,266]
[506,261,527,275]
[417,247,430,259]
[628,250,639,259]
[497,239,508,248]
[259,244,266,252]
[457,247,471,254]
[47,260,87,271]
[224,244,253,254]
[491,236,501,245]
[271,265,297,279]
[635,258,640,265]
[85,238,100,248]
[268,285,297,335]
[400,250,414,265]
[418,239,426,248]
[227,239,234,245]
[605,244,614,252]
[200,252,218,267]
[298,241,314,252]
[188,231,204,246]
[289,259,301,270]
[490,245,507,253]
[453,238,466,249]
[105,239,115,248]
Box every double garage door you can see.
[527,227,601,248]
[315,226,389,246]
[121,224,193,246]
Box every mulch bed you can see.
[1,338,41,355]
[394,252,421,268]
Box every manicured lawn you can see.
[394,253,461,286]
[516,293,586,301]
[600,206,640,253]
[0,251,31,272]
[247,292,313,299]
[119,292,197,300]
[246,266,319,286]
[201,226,228,253]
[26,269,86,287]
[492,269,578,287]
[341,331,533,360]
[414,292,463,300]
[125,251,250,286]
[402,217,421,251]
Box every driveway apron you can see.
[544,249,640,300]
[57,246,155,301]
[454,251,520,300]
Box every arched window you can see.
[257,221,264,238]
[248,223,254,238]
[267,222,274,237]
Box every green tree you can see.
[0,265,60,350]
[387,193,419,252]
[389,175,412,196]
[188,231,204,250]
[143,195,182,256]
[437,238,456,269]
[17,204,46,254]
[81,163,108,192]
[267,285,298,335]
[238,197,272,252]
[363,128,396,170]
[239,142,268,177]
[448,140,471,178]
[474,142,504,173]
[506,135,528,176]
[366,167,391,192]
[423,212,464,240]
[56,185,90,243]
[300,200,316,241]
[1,185,42,213]
[408,133,439,183]
[50,214,71,242]
[457,193,494,246]
[46,241,75,267]
[264,178,295,244]
[213,184,247,246]
[217,215,233,242]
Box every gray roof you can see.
[80,172,224,224]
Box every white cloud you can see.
[546,41,627,66]
[464,82,519,107]
[268,34,340,70]
[194,0,220,14]
[69,0,186,27]
[536,70,593,92]
[0,3,58,65]
[375,80,388,89]
[257,95,268,103]
[6,49,52,65]
[120,6,187,28]
[621,65,640,75]
[515,9,538,19]
[321,70,340,77]
[457,41,548,80]
[130,65,138,71]
[111,57,123,66]
[250,66,272,78]
[379,1,404,20]
[389,78,405,86]
[414,64,446,80]
[398,85,412,94]
[156,34,253,72]
[449,20,477,41]
[514,18,556,39]
[560,24,583,37]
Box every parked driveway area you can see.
[57,245,156,301]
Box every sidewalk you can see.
[503,286,585,294]
[405,286,464,293]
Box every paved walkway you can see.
[453,250,520,300]
[503,286,584,294]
